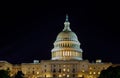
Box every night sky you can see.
[0,1,119,64]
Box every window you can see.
[63,68,66,72]
[64,52,67,56]
[37,72,39,74]
[82,65,84,67]
[98,72,100,74]
[93,72,96,74]
[89,72,92,75]
[44,65,47,67]
[53,74,56,77]
[53,65,56,67]
[72,68,75,73]
[73,74,75,77]
[78,74,83,77]
[89,67,92,70]
[67,69,70,72]
[53,69,56,73]
[33,71,34,74]
[59,69,61,73]
[59,74,62,77]
[63,74,65,76]
[45,69,46,72]
[67,74,70,77]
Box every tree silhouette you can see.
[98,66,120,78]
[14,71,24,78]
[0,70,11,78]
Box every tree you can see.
[98,66,120,78]
[0,70,11,78]
[14,71,24,78]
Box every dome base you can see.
[51,57,83,60]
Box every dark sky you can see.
[0,1,119,64]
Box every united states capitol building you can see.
[0,15,116,78]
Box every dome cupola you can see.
[51,15,83,60]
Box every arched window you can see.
[59,69,61,73]
[53,69,56,73]
[53,74,56,77]
[72,68,75,73]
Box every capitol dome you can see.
[51,15,83,60]
[56,31,78,41]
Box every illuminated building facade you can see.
[0,15,116,78]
